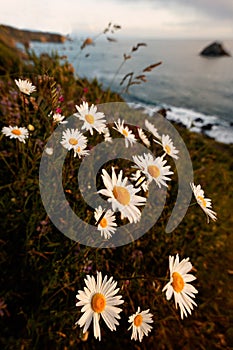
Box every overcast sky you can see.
[1,0,233,38]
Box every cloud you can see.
[114,0,233,21]
[1,0,232,38]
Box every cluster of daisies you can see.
[1,79,37,144]
[56,100,183,235]
[58,101,216,237]
[2,81,218,342]
[2,84,217,235]
[76,253,197,342]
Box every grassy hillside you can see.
[0,24,66,44]
[0,30,232,350]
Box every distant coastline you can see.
[0,24,66,46]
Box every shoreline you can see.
[127,100,233,145]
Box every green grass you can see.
[0,35,232,350]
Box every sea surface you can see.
[29,38,233,144]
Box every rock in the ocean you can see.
[200,41,231,57]
[194,118,204,123]
[202,124,213,131]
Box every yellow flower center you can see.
[122,129,128,137]
[147,165,160,178]
[28,124,35,131]
[134,314,143,327]
[12,129,21,136]
[85,114,95,124]
[165,144,171,154]
[197,195,207,207]
[113,186,130,205]
[76,146,81,153]
[69,138,78,145]
[99,217,108,228]
[172,272,184,293]
[91,293,106,313]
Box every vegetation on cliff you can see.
[0,24,66,45]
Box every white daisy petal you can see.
[103,127,112,143]
[145,119,161,139]
[93,312,101,340]
[138,128,150,147]
[83,310,93,333]
[166,285,174,300]
[183,274,196,283]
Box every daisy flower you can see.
[94,206,117,239]
[138,128,150,147]
[76,271,124,341]
[2,125,29,143]
[15,78,36,95]
[155,134,179,159]
[113,119,136,148]
[60,128,87,151]
[132,153,173,188]
[145,119,161,139]
[44,147,54,155]
[128,307,153,342]
[162,254,198,319]
[75,101,106,135]
[98,167,146,223]
[190,183,217,223]
[130,170,149,192]
[103,128,112,143]
[51,112,67,125]
[74,144,90,158]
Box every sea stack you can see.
[200,41,231,57]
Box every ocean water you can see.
[30,38,233,144]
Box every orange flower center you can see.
[197,195,207,207]
[85,114,95,124]
[69,138,78,145]
[165,144,171,154]
[12,129,21,136]
[113,186,130,205]
[91,293,106,313]
[122,129,128,137]
[172,272,184,293]
[76,146,81,153]
[148,165,160,178]
[99,217,108,228]
[134,314,143,327]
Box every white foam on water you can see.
[128,101,233,145]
